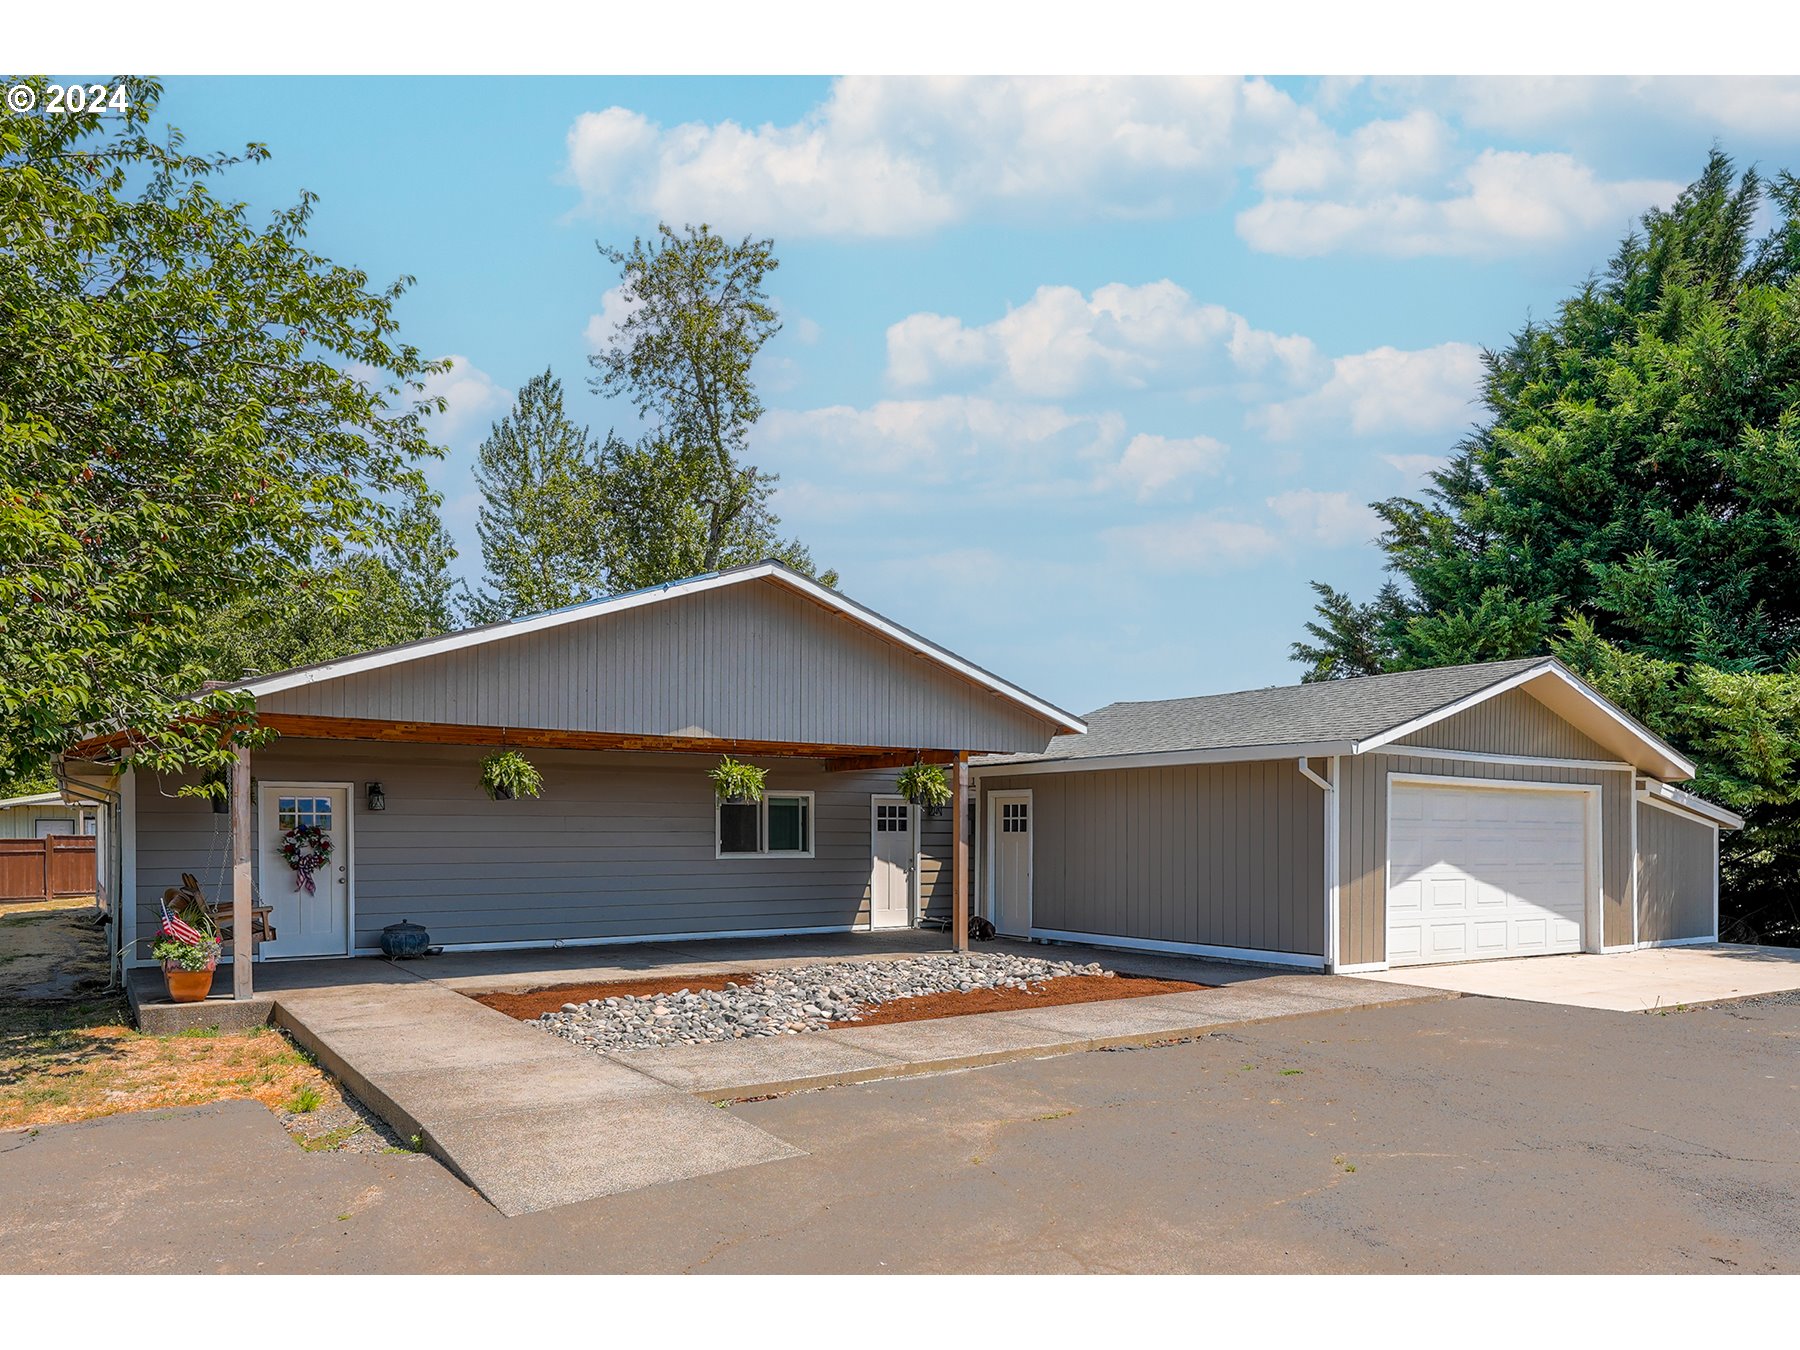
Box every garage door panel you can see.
[1387,782,1590,967]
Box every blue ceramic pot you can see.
[380,919,431,959]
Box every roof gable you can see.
[247,564,1082,752]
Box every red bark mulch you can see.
[470,969,1206,1025]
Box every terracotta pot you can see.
[163,965,215,1003]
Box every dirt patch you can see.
[473,969,1206,1027]
[472,970,755,1020]
[0,899,402,1154]
[843,973,1206,1026]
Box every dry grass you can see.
[0,900,391,1152]
[0,1003,344,1132]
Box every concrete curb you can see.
[686,990,1462,1102]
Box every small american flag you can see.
[160,901,206,945]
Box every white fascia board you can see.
[1635,780,1744,830]
[972,740,1357,778]
[0,791,67,809]
[238,563,1086,737]
[1353,662,1696,781]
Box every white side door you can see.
[258,785,351,958]
[870,796,914,930]
[989,791,1033,936]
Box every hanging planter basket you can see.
[709,755,767,804]
[480,750,543,801]
[896,762,952,816]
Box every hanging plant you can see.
[480,750,543,801]
[896,762,952,814]
[709,755,767,804]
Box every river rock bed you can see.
[534,952,1111,1053]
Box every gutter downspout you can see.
[54,756,124,988]
[1297,757,1339,973]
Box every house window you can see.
[717,792,814,858]
[1001,801,1029,833]
[276,796,333,832]
[876,802,910,832]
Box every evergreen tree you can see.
[468,370,612,621]
[1293,152,1800,943]
[590,224,836,588]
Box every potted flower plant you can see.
[896,762,952,815]
[708,755,766,804]
[480,749,543,801]
[152,900,223,1003]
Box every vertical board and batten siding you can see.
[1340,688,1638,966]
[0,804,86,839]
[256,581,1057,754]
[978,762,1325,957]
[1636,802,1717,943]
[128,741,920,961]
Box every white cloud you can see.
[1383,453,1447,478]
[584,285,642,351]
[1444,76,1800,139]
[1258,110,1454,196]
[1239,150,1681,258]
[564,76,1308,238]
[1265,489,1380,547]
[417,355,511,445]
[1101,433,1229,502]
[1103,515,1280,573]
[886,281,1323,399]
[1252,342,1484,440]
[756,396,1125,491]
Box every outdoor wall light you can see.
[366,782,386,812]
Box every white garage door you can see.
[1386,782,1590,966]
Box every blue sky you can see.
[152,75,1800,716]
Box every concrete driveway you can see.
[1356,942,1800,1011]
[4,991,1796,1273]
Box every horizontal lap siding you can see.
[1636,803,1717,942]
[257,582,1057,754]
[978,763,1325,957]
[131,742,902,958]
[1337,753,1635,967]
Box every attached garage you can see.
[1385,778,1596,966]
[975,658,1741,974]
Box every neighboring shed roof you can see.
[0,791,68,810]
[978,658,1696,782]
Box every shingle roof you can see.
[978,658,1552,765]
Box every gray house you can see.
[62,563,1084,987]
[975,659,1742,973]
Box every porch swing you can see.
[159,804,277,951]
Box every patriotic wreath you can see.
[280,823,334,895]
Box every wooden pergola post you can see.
[229,746,253,1000]
[952,751,970,953]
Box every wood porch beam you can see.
[254,713,991,763]
[820,749,961,773]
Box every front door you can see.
[990,792,1032,936]
[870,796,914,930]
[258,784,350,958]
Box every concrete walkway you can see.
[1356,942,1800,1011]
[257,935,1451,1215]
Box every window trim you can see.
[715,790,816,860]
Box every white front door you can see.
[1386,781,1590,966]
[870,796,914,930]
[990,791,1032,936]
[258,784,350,958]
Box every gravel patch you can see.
[535,953,1111,1053]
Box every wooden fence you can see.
[0,835,97,903]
